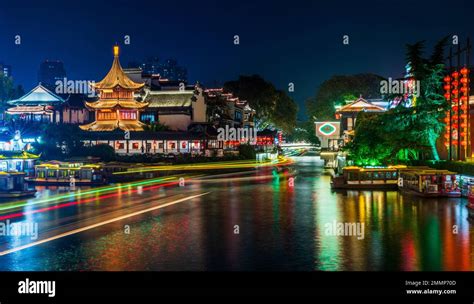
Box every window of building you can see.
[141,113,155,122]
[132,142,139,149]
[120,111,137,120]
[235,111,242,121]
[347,117,353,130]
[208,140,217,148]
[98,111,117,120]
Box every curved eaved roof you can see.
[93,46,145,91]
[336,97,385,113]
[8,84,65,105]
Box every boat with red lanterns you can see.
[467,186,474,217]
[398,168,460,197]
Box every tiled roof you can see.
[336,97,386,113]
[85,100,148,109]
[8,84,65,105]
[94,46,145,90]
[144,91,193,108]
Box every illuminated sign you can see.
[318,123,336,136]
[316,122,339,137]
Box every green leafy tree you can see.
[78,144,116,161]
[33,124,86,159]
[224,75,297,132]
[306,73,384,121]
[238,143,256,159]
[347,38,449,163]
[285,121,320,145]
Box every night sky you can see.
[0,0,473,119]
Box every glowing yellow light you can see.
[113,45,119,57]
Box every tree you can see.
[33,124,86,159]
[238,143,256,159]
[224,75,297,132]
[78,144,116,161]
[344,112,394,165]
[285,121,320,145]
[347,38,449,163]
[143,121,170,132]
[272,90,298,133]
[306,73,384,121]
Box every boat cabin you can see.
[0,172,36,198]
[398,168,460,197]
[331,166,404,189]
[33,162,106,185]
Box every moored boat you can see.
[331,166,402,190]
[398,168,460,198]
[0,172,36,199]
[28,162,107,186]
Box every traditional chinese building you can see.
[335,96,386,143]
[6,84,90,124]
[80,45,147,131]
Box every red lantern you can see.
[452,71,460,78]
[461,67,469,75]
[444,75,452,82]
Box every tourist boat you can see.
[467,186,474,217]
[331,166,402,190]
[398,168,461,197]
[458,175,474,198]
[0,172,36,199]
[28,162,107,186]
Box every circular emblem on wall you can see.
[318,123,337,136]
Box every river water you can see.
[0,156,472,271]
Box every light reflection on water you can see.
[0,157,472,271]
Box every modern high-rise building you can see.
[139,57,187,82]
[158,58,187,82]
[0,63,12,77]
[38,60,66,91]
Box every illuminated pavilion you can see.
[80,45,147,131]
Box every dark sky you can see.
[0,0,473,119]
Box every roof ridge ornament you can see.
[113,44,119,57]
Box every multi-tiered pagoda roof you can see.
[80,45,148,131]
